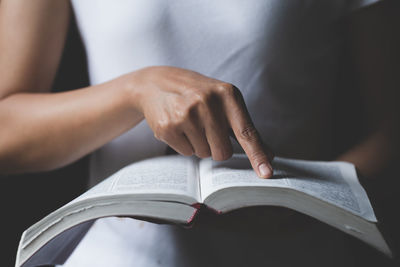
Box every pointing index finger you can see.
[222,85,273,178]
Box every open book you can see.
[15,154,391,267]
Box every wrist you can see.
[117,70,147,116]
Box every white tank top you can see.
[71,0,379,184]
[72,0,378,184]
[63,1,381,267]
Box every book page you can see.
[199,154,375,221]
[273,158,376,221]
[199,154,290,200]
[74,155,201,203]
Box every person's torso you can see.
[71,0,357,184]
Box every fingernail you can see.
[258,163,272,178]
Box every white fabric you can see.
[62,0,381,266]
[62,216,352,267]
[72,0,377,185]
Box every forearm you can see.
[0,78,143,174]
[341,1,400,179]
[336,122,399,178]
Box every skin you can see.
[0,0,397,181]
[336,1,399,178]
[0,0,272,177]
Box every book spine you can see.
[187,208,200,224]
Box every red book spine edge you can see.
[186,203,202,224]
[186,203,223,225]
[187,208,200,224]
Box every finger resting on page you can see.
[223,89,273,178]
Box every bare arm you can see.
[0,0,144,173]
[0,1,272,176]
[336,1,400,178]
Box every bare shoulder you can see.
[0,0,70,98]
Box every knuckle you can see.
[238,125,258,141]
[215,82,237,98]
[191,91,213,107]
[173,109,187,126]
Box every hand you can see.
[128,66,274,178]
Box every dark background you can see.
[1,14,89,267]
[1,2,399,267]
